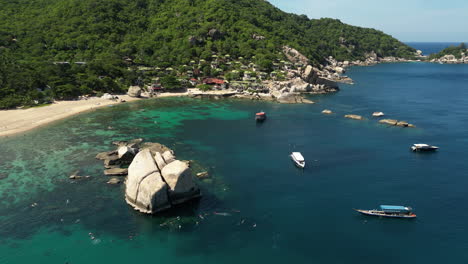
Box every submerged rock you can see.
[112,138,143,148]
[96,151,117,160]
[379,119,416,128]
[104,168,128,176]
[345,114,364,120]
[379,119,398,125]
[196,171,209,179]
[107,178,122,185]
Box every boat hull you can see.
[411,147,438,152]
[290,155,305,168]
[355,209,416,219]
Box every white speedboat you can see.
[290,152,305,168]
[411,144,439,152]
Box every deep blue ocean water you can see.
[1,62,468,263]
[406,42,465,55]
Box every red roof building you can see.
[203,78,225,85]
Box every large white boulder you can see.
[127,86,142,97]
[118,146,137,163]
[135,173,171,213]
[162,150,175,164]
[154,152,167,170]
[161,160,201,205]
[125,149,170,213]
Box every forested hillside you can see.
[0,0,415,108]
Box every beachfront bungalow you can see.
[189,78,198,86]
[203,78,225,85]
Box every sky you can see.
[268,0,467,42]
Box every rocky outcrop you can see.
[127,86,142,97]
[118,146,138,163]
[276,92,314,104]
[252,34,266,40]
[125,149,171,214]
[430,53,468,64]
[188,36,204,46]
[104,168,128,176]
[118,142,201,214]
[379,119,416,128]
[154,152,167,170]
[379,119,398,125]
[107,178,122,185]
[162,150,176,164]
[161,160,201,205]
[283,46,309,65]
[345,114,364,120]
[207,29,223,40]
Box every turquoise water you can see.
[1,62,468,263]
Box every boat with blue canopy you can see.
[354,205,417,219]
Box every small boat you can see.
[411,143,439,152]
[290,152,305,168]
[355,205,416,219]
[255,112,267,122]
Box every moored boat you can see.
[411,143,439,152]
[290,152,305,168]
[355,205,416,219]
[255,112,267,122]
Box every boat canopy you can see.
[256,112,266,116]
[292,152,304,162]
[413,144,430,147]
[379,205,411,213]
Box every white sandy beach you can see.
[0,95,143,137]
[0,89,246,137]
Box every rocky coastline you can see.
[124,47,428,105]
[429,53,468,64]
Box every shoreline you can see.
[0,95,146,138]
[0,60,439,139]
